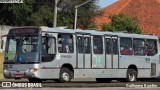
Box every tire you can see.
[58,67,72,83]
[96,78,111,83]
[126,69,137,82]
[28,78,42,83]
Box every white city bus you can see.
[1,26,160,83]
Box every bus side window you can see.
[120,38,133,55]
[47,37,56,54]
[112,39,118,54]
[41,37,46,54]
[77,36,83,53]
[77,36,90,54]
[105,38,111,54]
[146,39,157,56]
[42,37,56,62]
[133,39,145,56]
[93,36,103,54]
[84,37,90,54]
[58,34,74,53]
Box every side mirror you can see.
[1,39,3,49]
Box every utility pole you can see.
[74,0,92,29]
[53,0,58,27]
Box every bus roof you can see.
[7,26,158,40]
[41,26,158,40]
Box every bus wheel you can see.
[59,67,72,83]
[96,78,111,83]
[28,78,42,83]
[126,69,137,82]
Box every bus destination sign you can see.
[9,28,40,35]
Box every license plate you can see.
[15,74,23,78]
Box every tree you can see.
[0,0,35,26]
[87,23,97,29]
[30,5,54,27]
[57,0,99,28]
[0,0,99,28]
[102,13,142,34]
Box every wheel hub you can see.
[128,73,135,81]
[62,72,69,81]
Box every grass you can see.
[0,53,3,79]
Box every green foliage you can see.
[0,0,35,26]
[102,13,142,34]
[30,5,54,27]
[102,23,115,32]
[87,23,97,29]
[57,12,72,27]
[0,0,99,28]
[57,0,99,28]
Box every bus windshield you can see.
[4,28,40,63]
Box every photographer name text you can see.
[126,84,158,88]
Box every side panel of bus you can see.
[119,37,159,78]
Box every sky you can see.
[98,0,118,9]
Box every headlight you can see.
[4,69,8,72]
[29,68,38,72]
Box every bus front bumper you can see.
[3,69,38,79]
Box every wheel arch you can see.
[128,64,138,74]
[61,63,74,78]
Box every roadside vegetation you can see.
[0,0,99,29]
[0,53,3,79]
[102,13,142,34]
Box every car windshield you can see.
[4,35,40,63]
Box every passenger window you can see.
[120,38,133,55]
[77,36,90,54]
[105,38,111,54]
[48,38,56,54]
[84,37,90,54]
[133,39,145,56]
[93,36,103,54]
[105,38,118,54]
[42,37,56,62]
[146,39,157,56]
[58,34,73,53]
[112,39,118,54]
[77,36,83,53]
